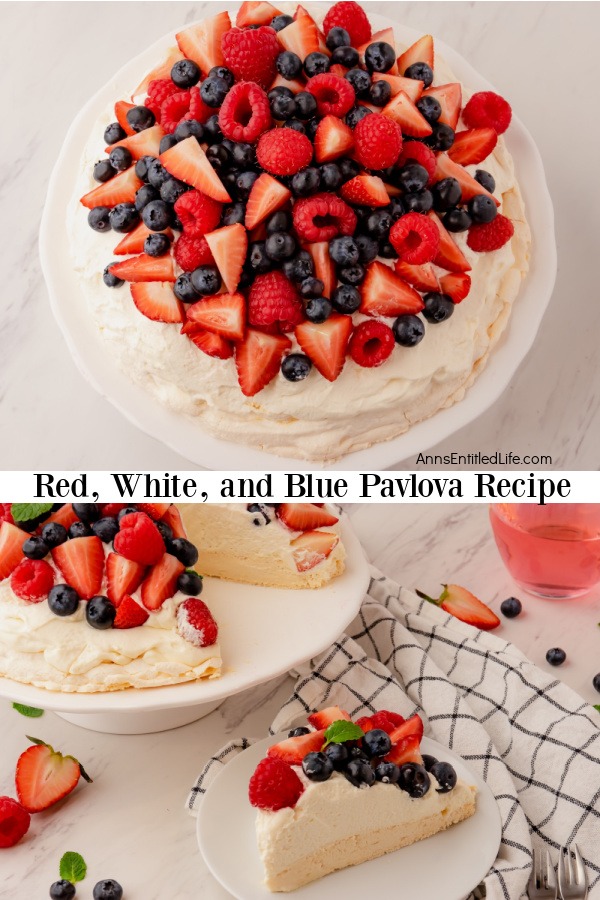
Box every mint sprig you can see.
[59,851,87,883]
[11,502,53,523]
[594,705,600,714]
[12,703,44,718]
[323,720,364,747]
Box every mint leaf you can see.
[594,705,600,714]
[12,703,44,718]
[59,852,87,883]
[323,720,364,746]
[11,503,53,523]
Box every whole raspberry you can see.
[0,797,30,848]
[353,113,402,169]
[248,271,304,329]
[349,320,395,368]
[390,212,440,264]
[466,214,514,252]
[175,190,223,236]
[222,25,280,89]
[177,598,218,648]
[369,710,406,734]
[0,503,14,525]
[305,74,356,118]
[249,758,304,811]
[185,85,213,124]
[293,192,357,243]
[463,91,512,135]
[145,78,179,117]
[397,141,436,184]
[10,559,54,602]
[174,233,215,271]
[323,1,372,46]
[160,89,193,134]
[218,82,272,143]
[256,129,313,176]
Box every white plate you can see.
[40,7,556,469]
[197,734,502,900]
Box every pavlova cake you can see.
[0,501,344,692]
[249,705,476,891]
[69,0,530,461]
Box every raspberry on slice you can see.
[174,190,223,237]
[293,192,357,243]
[397,141,436,184]
[248,271,304,329]
[218,82,272,143]
[145,78,179,117]
[463,91,512,135]
[305,74,356,118]
[349,320,395,368]
[10,559,54,602]
[466,214,514,252]
[185,85,213,125]
[174,233,215,271]
[113,512,165,566]
[248,757,304,811]
[256,129,313,176]
[390,212,440,264]
[353,113,402,170]
[176,598,218,648]
[222,25,280,89]
[323,1,372,46]
[160,89,193,134]
[0,797,30,848]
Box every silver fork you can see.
[558,844,588,899]
[529,849,557,898]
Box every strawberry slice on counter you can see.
[416,583,501,630]
[114,594,150,629]
[422,83,462,130]
[384,734,423,767]
[175,11,231,73]
[0,522,28,581]
[52,536,104,600]
[447,127,498,166]
[267,729,326,764]
[434,153,499,206]
[295,314,352,382]
[15,737,92,813]
[114,222,172,256]
[106,552,147,606]
[440,272,472,303]
[305,242,336,298]
[290,530,340,572]
[114,100,136,136]
[140,553,185,610]
[245,174,292,230]
[130,283,184,324]
[186,292,246,342]
[372,72,423,103]
[308,707,351,729]
[277,12,321,58]
[428,212,472,273]
[277,503,339,531]
[314,116,354,163]
[109,254,176,283]
[160,137,231,203]
[234,328,291,396]
[397,34,434,74]
[105,124,166,160]
[204,223,247,293]
[80,166,142,209]
[341,175,390,207]
[236,1,282,27]
[382,90,432,138]
[361,261,424,317]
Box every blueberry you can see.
[93,159,115,183]
[403,190,433,213]
[92,880,123,900]
[330,283,361,313]
[362,728,392,758]
[110,202,140,233]
[92,517,119,543]
[332,45,359,68]
[134,155,156,182]
[365,209,392,239]
[388,197,405,220]
[147,159,170,188]
[144,232,171,257]
[171,57,201,88]
[22,536,49,560]
[304,52,329,76]
[41,522,68,548]
[338,263,365,285]
[323,742,349,770]
[191,266,221,295]
[326,26,350,50]
[117,507,137,522]
[500,596,522,618]
[177,570,203,596]
[416,95,442,124]
[288,726,310,737]
[404,62,434,88]
[300,277,324,298]
[263,232,294,262]
[305,297,332,323]
[174,119,204,143]
[48,585,80,617]
[355,234,379,264]
[281,353,312,382]
[304,117,319,140]
[378,240,398,258]
[329,235,359,266]
[109,145,132,172]
[345,105,372,129]
[318,162,342,191]
[430,761,457,793]
[249,241,272,273]
[345,759,376,788]
[141,199,171,231]
[271,13,294,30]
[160,177,188,204]
[207,143,229,172]
[135,184,159,212]
[203,114,222,142]
[475,169,495,193]
[423,292,454,323]
[234,170,257,200]
[468,194,498,224]
[276,50,303,80]
[201,75,230,107]
[232,142,255,168]
[73,503,100,523]
[368,79,391,106]
[291,167,320,197]
[432,177,462,211]
[348,745,369,762]
[546,647,566,666]
[170,538,199,567]
[283,119,306,134]
[104,122,126,145]
[283,250,314,282]
[338,158,361,181]
[271,90,297,120]
[421,754,439,772]
[302,751,334,782]
[426,123,455,151]
[393,314,426,347]
[68,521,92,539]
[221,202,246,226]
[364,41,396,73]
[88,206,111,232]
[155,521,173,545]
[345,68,371,97]
[266,210,292,234]
[49,880,76,900]
[268,85,292,101]
[86,596,116,630]
[126,105,155,132]
[593,673,600,694]
[444,208,472,232]
[174,273,200,303]
[374,761,401,783]
[398,163,429,194]
[209,66,234,88]
[398,763,430,798]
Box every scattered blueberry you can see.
[291,167,321,197]
[271,13,293,31]
[117,507,137,522]
[426,123,455,151]
[323,742,349,770]
[103,122,126,145]
[338,157,360,181]
[68,521,92,539]
[108,145,132,173]
[423,292,454,323]
[374,761,401,784]
[231,142,255,168]
[468,194,498,224]
[266,210,292,235]
[276,51,303,80]
[283,118,306,134]
[432,177,462,211]
[287,726,310,737]
[345,758,375,788]
[201,76,230,107]
[49,881,76,900]
[304,51,330,77]
[174,119,204,143]
[146,160,170,189]
[177,570,203,596]
[145,232,171,257]
[48,585,80,617]
[421,754,439,772]
[135,184,159,212]
[171,57,201,88]
[72,503,100,523]
[281,353,312,382]
[190,266,221,296]
[546,647,566,666]
[174,273,200,303]
[416,95,442,124]
[345,105,372,129]
[329,235,359,266]
[283,250,314,282]
[430,761,457,793]
[270,89,297,120]
[368,79,391,106]
[444,208,472,232]
[300,277,324,298]
[203,114,222,142]
[345,68,371,97]
[355,234,379,264]
[93,159,116,183]
[221,202,246,227]
[365,209,392,239]
[500,597,522,618]
[141,199,171,231]
[160,178,188,204]
[302,751,334,782]
[325,26,350,50]
[305,296,332,323]
[93,880,123,900]
[475,169,496,193]
[338,263,365,285]
[331,45,359,68]
[209,66,234,88]
[403,190,433,214]
[170,538,199,567]
[88,206,111,233]
[86,596,117,630]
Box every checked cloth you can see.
[188,569,600,899]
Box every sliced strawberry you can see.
[187,327,234,359]
[160,505,187,539]
[269,72,306,94]
[245,174,291,230]
[137,503,169,520]
[52,536,104,600]
[356,716,374,733]
[106,552,146,607]
[428,212,472,273]
[237,0,282,26]
[100,504,128,518]
[267,729,326,765]
[43,504,79,531]
[384,734,423,766]
[370,710,406,734]
[447,127,498,166]
[140,553,185,610]
[204,223,247,292]
[382,90,432,138]
[234,328,291,396]
[114,594,150,629]
[440,272,471,303]
[295,314,352,382]
[130,282,184,324]
[372,72,423,103]
[132,47,185,98]
[307,706,350,729]
[277,503,339,531]
[394,260,440,292]
[277,14,320,58]
[114,222,172,256]
[358,28,398,74]
[314,115,354,163]
[434,153,499,205]
[291,530,340,572]
[16,738,90,813]
[160,137,231,202]
[106,124,166,160]
[422,83,462,130]
[0,504,14,526]
[397,34,434,74]
[175,11,231,73]
[295,5,328,55]
[109,254,175,283]
[80,166,142,209]
[388,714,424,744]
[0,522,28,581]
[417,583,501,630]
[186,292,246,341]
[340,174,389,207]
[305,241,336,298]
[115,100,136,136]
[361,261,424,317]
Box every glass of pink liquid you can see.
[489,504,600,599]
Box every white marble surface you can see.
[0,1,599,469]
[0,503,598,899]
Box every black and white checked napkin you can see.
[188,569,600,900]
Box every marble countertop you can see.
[1,0,599,469]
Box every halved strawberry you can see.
[277,503,339,531]
[356,716,374,733]
[440,272,471,303]
[361,261,424,317]
[308,707,350,729]
[234,328,291,396]
[417,583,501,630]
[115,100,136,136]
[109,254,175,283]
[130,282,184,324]
[277,13,320,58]
[291,530,340,572]
[269,72,306,94]
[160,137,231,202]
[358,27,398,74]
[245,174,291,230]
[114,594,150,629]
[314,115,354,163]
[80,166,142,209]
[52,536,104,600]
[0,504,14,526]
[305,242,336,298]
[16,738,91,813]
[204,223,247,292]
[295,5,328,55]
[132,47,185,98]
[388,714,424,744]
[384,734,423,766]
[237,0,282,26]
[105,124,166,160]
[43,504,79,531]
[434,153,499,205]
[394,260,440,292]
[267,728,326,764]
[176,11,231,73]
[106,552,146,607]
[382,90,432,138]
[447,127,498,166]
[186,292,246,341]
[0,522,28,581]
[372,72,423,103]
[397,34,434,74]
[140,553,185,610]
[100,503,128,518]
[187,327,234,359]
[428,212,472,273]
[422,83,462,130]
[295,314,352,382]
[114,222,172,256]
[328,64,349,79]
[370,710,406,734]
[340,174,389,207]
[160,505,187,539]
[137,503,170,519]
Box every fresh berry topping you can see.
[434,152,497,206]
[176,597,218,647]
[314,116,354,163]
[418,583,501,630]
[187,326,234,359]
[0,797,30,848]
[237,1,282,27]
[0,504,14,526]
[353,112,402,169]
[161,137,231,202]
[187,292,246,341]
[466,213,514,252]
[80,166,143,210]
[292,192,357,243]
[398,140,436,183]
[115,100,136,136]
[500,596,522,618]
[248,271,303,329]
[390,212,440,264]
[345,758,375,788]
[447,127,497,166]
[106,552,146,606]
[16,738,90,813]
[109,254,175,284]
[159,89,193,134]
[546,647,567,667]
[235,328,291,396]
[52,536,104,600]
[136,502,170,520]
[177,570,203,595]
[114,512,165,566]
[383,90,432,138]
[47,584,80,617]
[397,34,434,75]
[398,762,430,797]
[141,553,185,610]
[245,174,291,229]
[175,12,232,74]
[175,190,222,237]
[267,728,327,767]
[384,735,423,769]
[463,90,512,134]
[421,82,461,129]
[394,260,438,292]
[131,283,184,325]
[305,73,355,118]
[174,233,215,271]
[249,757,304,811]
[429,211,471,272]
[349,320,395,368]
[307,706,350,729]
[256,128,313,176]
[10,559,54,602]
[439,272,471,304]
[0,522,28,580]
[388,714,424,745]
[290,529,340,571]
[277,503,339,531]
[340,174,389,207]
[218,81,272,143]
[222,25,280,89]
[109,125,165,161]
[362,728,393,758]
[296,313,352,381]
[368,710,406,734]
[323,2,372,47]
[302,751,334,782]
[204,222,248,292]
[430,760,457,793]
[86,595,117,630]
